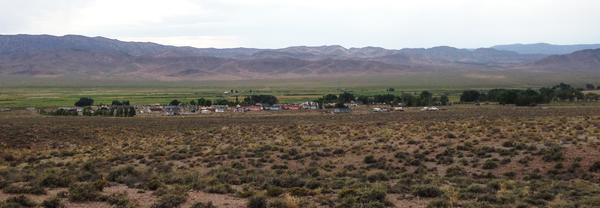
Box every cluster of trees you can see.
[242,95,279,105]
[39,106,136,117]
[314,92,356,108]
[314,91,448,108]
[459,83,598,106]
[74,97,94,107]
[83,107,136,117]
[356,91,448,107]
[38,109,78,116]
[111,100,130,106]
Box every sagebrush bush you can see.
[41,196,64,208]
[482,160,499,169]
[412,185,442,197]
[190,201,218,208]
[1,195,37,207]
[247,195,267,208]
[151,194,187,208]
[2,184,47,195]
[266,186,284,197]
[68,182,99,202]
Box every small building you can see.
[334,108,352,113]
[165,106,180,115]
[259,103,272,110]
[187,105,197,110]
[393,107,405,111]
[149,108,163,113]
[26,107,36,111]
[246,106,262,111]
[0,108,11,112]
[269,105,282,111]
[284,105,302,110]
[215,108,226,113]
[201,110,212,114]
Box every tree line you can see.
[459,83,599,106]
[314,91,448,108]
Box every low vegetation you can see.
[1,105,600,207]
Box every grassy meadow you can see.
[2,71,599,108]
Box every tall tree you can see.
[460,90,480,102]
[169,100,181,106]
[74,97,94,107]
[128,106,136,117]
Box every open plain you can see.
[2,105,600,207]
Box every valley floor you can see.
[1,105,600,207]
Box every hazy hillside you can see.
[0,34,597,81]
[492,43,600,55]
[519,49,600,70]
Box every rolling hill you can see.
[0,34,597,81]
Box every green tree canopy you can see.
[243,95,278,105]
[169,100,181,106]
[75,97,94,107]
[460,90,481,102]
[338,92,356,103]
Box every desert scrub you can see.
[247,195,267,208]
[41,195,64,208]
[0,195,37,207]
[482,160,499,169]
[68,182,99,202]
[412,185,443,197]
[336,183,390,208]
[266,187,283,197]
[3,184,47,195]
[189,201,217,208]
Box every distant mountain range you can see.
[492,43,600,55]
[0,34,598,81]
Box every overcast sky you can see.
[1,0,598,49]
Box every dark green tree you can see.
[338,92,356,103]
[74,97,94,107]
[128,107,136,117]
[460,90,480,102]
[197,98,206,106]
[190,100,196,105]
[586,84,595,90]
[497,90,519,104]
[169,100,181,106]
[323,94,338,103]
[123,108,129,117]
[116,108,124,117]
[440,95,449,105]
[357,95,370,105]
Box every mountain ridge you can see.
[0,34,597,81]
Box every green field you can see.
[1,72,599,108]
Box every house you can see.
[201,110,212,114]
[284,105,302,110]
[334,108,352,113]
[165,106,181,115]
[149,108,163,113]
[259,103,272,110]
[26,107,36,111]
[150,103,161,106]
[0,108,11,112]
[301,102,319,110]
[269,104,282,110]
[393,107,405,111]
[215,108,226,113]
[237,104,251,108]
[246,106,263,111]
[187,105,197,110]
